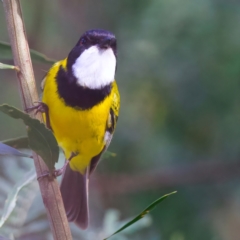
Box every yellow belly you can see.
[42,60,113,173]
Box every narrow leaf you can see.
[0,41,13,59]
[0,41,56,64]
[0,142,32,158]
[102,151,116,159]
[0,104,59,170]
[2,136,29,149]
[0,170,36,227]
[104,191,177,240]
[0,62,18,71]
[29,48,56,64]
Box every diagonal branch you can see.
[93,160,240,194]
[2,0,72,239]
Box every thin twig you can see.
[93,160,240,194]
[2,0,72,239]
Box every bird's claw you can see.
[25,102,48,116]
[37,161,70,181]
[26,102,52,130]
[37,152,79,180]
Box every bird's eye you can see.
[80,38,86,45]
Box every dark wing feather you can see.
[89,105,118,174]
[90,146,106,175]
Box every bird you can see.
[39,29,120,229]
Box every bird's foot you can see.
[37,152,78,180]
[54,160,70,177]
[25,101,48,115]
[25,102,52,130]
[37,161,69,181]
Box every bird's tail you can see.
[60,164,89,229]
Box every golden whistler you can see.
[40,29,120,229]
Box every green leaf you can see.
[104,191,177,240]
[0,41,56,64]
[29,48,57,64]
[0,104,59,171]
[102,151,117,159]
[0,142,32,158]
[0,42,13,59]
[0,169,36,228]
[2,136,29,149]
[0,62,18,71]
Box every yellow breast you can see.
[42,59,118,173]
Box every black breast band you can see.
[56,66,112,110]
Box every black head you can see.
[77,29,117,54]
[67,29,117,70]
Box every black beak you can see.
[99,37,116,49]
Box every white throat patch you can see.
[72,46,116,89]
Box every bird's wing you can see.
[104,81,120,148]
[40,76,47,91]
[89,81,120,174]
[111,81,120,120]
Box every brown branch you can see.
[2,0,72,239]
[92,160,240,194]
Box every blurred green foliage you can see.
[1,0,240,239]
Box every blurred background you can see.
[1,0,240,239]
